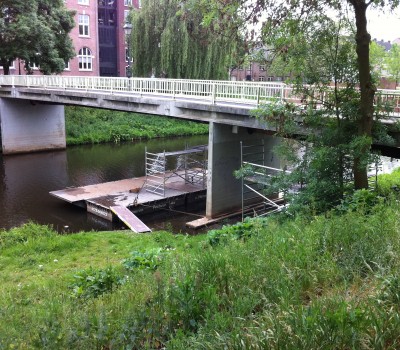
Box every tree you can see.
[197,0,400,191]
[0,0,75,75]
[129,0,244,79]
[370,40,387,84]
[386,43,400,87]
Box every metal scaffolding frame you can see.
[240,140,287,221]
[144,145,208,197]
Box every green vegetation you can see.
[0,0,75,75]
[65,106,208,145]
[129,0,243,79]
[1,169,400,348]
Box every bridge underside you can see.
[0,99,65,155]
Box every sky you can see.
[368,7,400,41]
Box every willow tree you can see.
[0,0,75,75]
[129,0,244,79]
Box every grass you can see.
[1,169,400,348]
[65,106,208,145]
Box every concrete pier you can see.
[206,122,280,218]
[0,98,65,154]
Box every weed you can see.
[69,266,126,299]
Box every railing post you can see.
[140,79,143,96]
[256,85,261,107]
[211,82,216,104]
[280,84,284,101]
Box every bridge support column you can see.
[206,122,279,218]
[0,99,66,154]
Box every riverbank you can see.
[66,106,209,145]
[1,169,400,348]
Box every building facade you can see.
[229,62,288,82]
[1,0,139,77]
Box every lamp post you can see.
[123,23,133,78]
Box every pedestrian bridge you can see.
[1,75,400,127]
[0,75,399,219]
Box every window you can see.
[138,0,142,8]
[124,10,129,21]
[78,0,89,5]
[64,61,70,70]
[259,65,265,71]
[79,14,90,36]
[78,47,93,70]
[259,76,265,81]
[124,0,132,5]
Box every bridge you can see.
[0,75,399,219]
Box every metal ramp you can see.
[110,206,151,233]
[240,140,288,221]
[144,145,207,197]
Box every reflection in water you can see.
[0,135,208,233]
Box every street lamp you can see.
[123,22,133,78]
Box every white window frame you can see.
[124,0,132,5]
[78,14,90,37]
[78,0,89,5]
[78,47,93,71]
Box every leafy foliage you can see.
[129,0,243,79]
[207,218,267,246]
[69,266,126,299]
[0,0,75,75]
[386,43,400,86]
[122,249,164,271]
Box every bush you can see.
[122,248,165,271]
[69,266,126,299]
[207,218,267,246]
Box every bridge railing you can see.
[0,75,399,116]
[0,75,297,105]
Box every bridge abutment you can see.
[0,99,66,155]
[206,122,279,218]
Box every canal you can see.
[0,135,209,233]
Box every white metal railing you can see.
[0,75,399,115]
[0,75,298,106]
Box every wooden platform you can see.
[50,170,207,225]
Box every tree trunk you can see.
[1,59,10,75]
[349,0,375,189]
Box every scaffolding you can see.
[240,140,288,221]
[144,145,208,197]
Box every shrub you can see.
[122,248,164,271]
[207,218,267,246]
[69,266,126,299]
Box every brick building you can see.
[229,62,287,82]
[1,0,139,77]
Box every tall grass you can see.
[65,106,208,145]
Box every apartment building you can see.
[2,0,139,77]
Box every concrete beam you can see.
[206,122,280,218]
[0,98,65,154]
